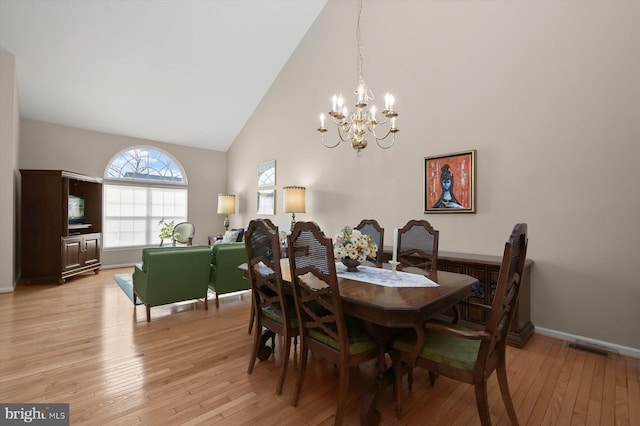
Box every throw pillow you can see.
[221,230,240,243]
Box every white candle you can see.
[332,94,337,112]
[370,105,377,122]
[392,228,398,262]
[358,84,364,103]
[320,113,325,128]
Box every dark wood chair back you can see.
[355,219,385,267]
[244,219,297,395]
[478,223,528,366]
[287,221,379,425]
[392,223,528,425]
[397,219,439,271]
[287,221,345,358]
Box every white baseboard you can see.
[535,326,640,359]
[101,263,137,269]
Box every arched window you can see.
[103,147,188,248]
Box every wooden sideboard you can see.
[382,248,534,347]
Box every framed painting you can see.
[424,150,476,213]
[258,160,276,187]
[257,189,275,215]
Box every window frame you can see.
[103,146,188,250]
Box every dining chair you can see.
[172,222,195,246]
[287,221,380,425]
[392,223,528,425]
[354,219,384,267]
[245,219,298,395]
[396,219,439,272]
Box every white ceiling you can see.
[0,0,327,151]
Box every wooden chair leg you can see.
[247,319,262,375]
[248,300,255,334]
[334,362,350,426]
[392,358,405,418]
[276,336,292,395]
[215,293,219,308]
[145,304,151,322]
[497,362,519,425]
[292,348,308,407]
[474,380,492,426]
[204,293,209,310]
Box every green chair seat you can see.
[308,316,378,355]
[393,325,481,372]
[261,303,298,328]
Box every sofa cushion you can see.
[221,230,240,243]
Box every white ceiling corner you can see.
[0,0,327,151]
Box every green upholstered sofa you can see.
[133,246,212,322]
[209,242,250,307]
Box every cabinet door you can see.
[83,234,101,266]
[62,236,83,272]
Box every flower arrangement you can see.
[333,226,377,262]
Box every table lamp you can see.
[217,194,236,231]
[283,186,306,232]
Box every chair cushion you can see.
[308,316,378,355]
[261,303,298,328]
[393,325,481,372]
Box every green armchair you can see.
[133,246,212,322]
[209,242,250,307]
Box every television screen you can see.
[68,195,85,223]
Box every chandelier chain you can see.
[356,0,365,88]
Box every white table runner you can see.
[335,263,438,288]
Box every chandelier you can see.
[317,0,399,155]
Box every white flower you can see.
[333,226,377,262]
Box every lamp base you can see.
[290,213,296,233]
[223,215,230,231]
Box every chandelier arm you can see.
[373,127,392,141]
[323,138,342,149]
[376,132,396,150]
[337,125,350,143]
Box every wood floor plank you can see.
[0,268,637,426]
[628,357,640,426]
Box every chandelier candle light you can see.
[318,0,399,155]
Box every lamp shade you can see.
[217,194,236,214]
[283,186,306,213]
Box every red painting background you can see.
[426,152,473,210]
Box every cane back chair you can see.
[287,221,379,425]
[392,223,528,425]
[245,219,298,395]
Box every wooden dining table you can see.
[247,259,479,425]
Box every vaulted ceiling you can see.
[0,0,327,151]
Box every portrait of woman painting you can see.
[424,150,476,213]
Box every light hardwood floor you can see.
[1,268,638,425]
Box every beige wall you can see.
[19,119,228,267]
[228,1,640,349]
[0,50,20,292]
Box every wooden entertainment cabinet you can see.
[382,248,534,347]
[20,170,103,284]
